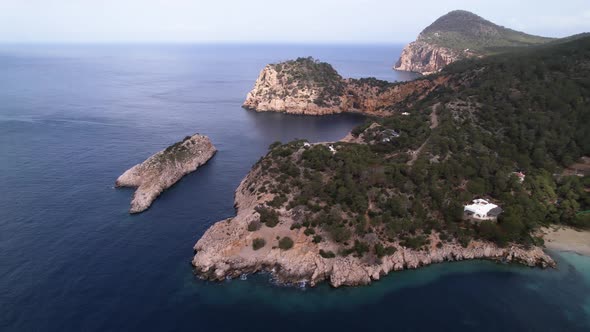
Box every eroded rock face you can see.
[243,64,343,115]
[393,10,551,75]
[243,61,448,116]
[394,40,471,75]
[116,134,216,214]
[192,142,555,288]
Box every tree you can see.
[252,238,266,250]
[278,237,294,250]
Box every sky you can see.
[0,0,589,43]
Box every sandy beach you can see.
[541,226,590,256]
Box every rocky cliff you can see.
[116,134,216,214]
[394,10,552,75]
[192,139,555,288]
[244,57,448,116]
[394,41,473,75]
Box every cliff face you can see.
[244,58,449,116]
[116,134,216,214]
[192,140,555,288]
[243,64,343,115]
[394,40,472,75]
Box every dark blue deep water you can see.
[1,44,589,332]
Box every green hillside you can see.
[418,10,554,53]
[253,37,590,256]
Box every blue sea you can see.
[0,44,589,331]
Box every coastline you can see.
[192,141,555,288]
[541,226,590,257]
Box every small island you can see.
[116,134,217,214]
[193,34,590,287]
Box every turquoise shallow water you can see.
[0,44,588,331]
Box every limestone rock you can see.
[243,58,448,116]
[116,134,216,213]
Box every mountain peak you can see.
[395,10,554,75]
[416,10,552,51]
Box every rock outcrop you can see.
[244,57,448,116]
[192,139,555,288]
[116,134,216,214]
[394,41,473,75]
[243,60,344,115]
[394,10,552,75]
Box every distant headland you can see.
[394,10,553,75]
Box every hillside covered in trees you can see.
[250,37,590,257]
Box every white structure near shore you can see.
[464,199,503,221]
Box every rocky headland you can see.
[394,10,552,75]
[243,57,447,116]
[194,36,590,288]
[116,134,216,214]
[192,138,555,287]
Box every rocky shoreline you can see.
[116,134,216,214]
[243,59,447,116]
[192,139,555,288]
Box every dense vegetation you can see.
[419,10,552,53]
[273,57,345,106]
[248,37,590,259]
[156,135,196,164]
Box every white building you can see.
[463,199,503,221]
[328,145,336,154]
[401,112,410,116]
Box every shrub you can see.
[400,235,428,250]
[268,195,288,208]
[269,141,282,150]
[252,238,266,250]
[374,243,397,258]
[278,237,294,250]
[319,249,336,258]
[255,206,280,227]
[312,235,323,243]
[247,220,261,232]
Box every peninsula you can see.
[193,139,554,287]
[394,10,553,75]
[194,37,590,287]
[116,134,217,213]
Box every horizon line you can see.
[0,40,412,46]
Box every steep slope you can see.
[244,57,448,116]
[394,10,553,74]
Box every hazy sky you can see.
[1,0,589,43]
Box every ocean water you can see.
[0,44,589,332]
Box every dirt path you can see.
[407,103,440,166]
[430,104,439,129]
